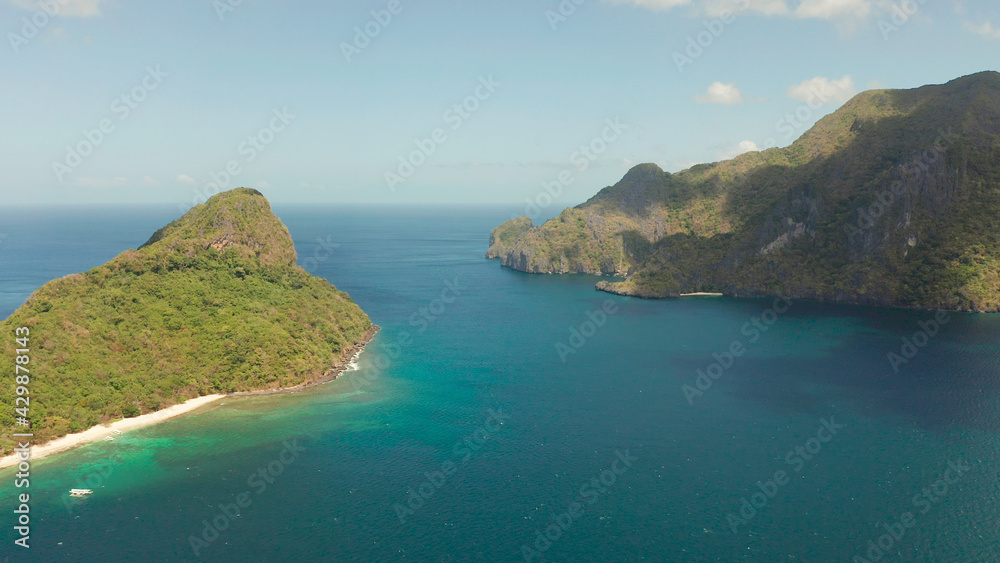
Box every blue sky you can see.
[1,0,997,209]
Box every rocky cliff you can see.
[487,71,1000,312]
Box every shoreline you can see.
[0,324,380,470]
[228,325,380,397]
[0,394,226,470]
[596,282,997,313]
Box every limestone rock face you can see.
[142,188,298,268]
[487,72,1000,311]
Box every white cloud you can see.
[669,159,699,172]
[702,0,790,17]
[608,0,881,21]
[695,82,744,105]
[75,177,128,188]
[965,21,1000,39]
[787,75,856,105]
[177,174,198,186]
[794,0,870,20]
[44,27,67,43]
[3,0,104,17]
[142,176,158,185]
[719,140,761,160]
[256,180,273,189]
[606,0,693,11]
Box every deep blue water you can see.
[1,205,999,562]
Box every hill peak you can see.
[141,188,297,267]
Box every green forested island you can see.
[487,71,1000,312]
[0,188,374,453]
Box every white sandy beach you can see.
[0,394,225,470]
[0,328,377,471]
[679,292,724,297]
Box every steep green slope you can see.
[0,188,374,453]
[488,71,1000,312]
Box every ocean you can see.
[1,205,998,562]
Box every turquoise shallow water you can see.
[1,205,999,562]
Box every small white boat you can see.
[69,489,93,497]
[111,429,123,435]
[104,436,114,441]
